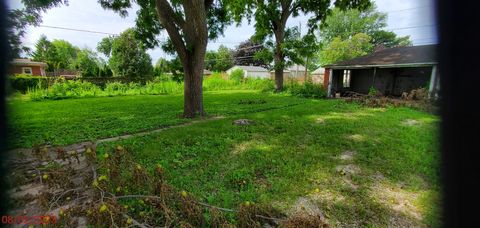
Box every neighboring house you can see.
[286,64,307,78]
[9,59,47,76]
[311,67,326,85]
[270,64,309,83]
[323,44,439,98]
[269,69,290,80]
[226,65,270,79]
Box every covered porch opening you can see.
[330,65,437,97]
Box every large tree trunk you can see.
[155,0,207,118]
[183,56,205,118]
[274,47,284,91]
[274,29,285,92]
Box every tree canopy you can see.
[72,48,101,77]
[51,39,79,69]
[6,9,38,58]
[232,39,269,68]
[318,5,412,48]
[30,35,109,77]
[31,35,60,71]
[204,45,234,72]
[229,0,372,91]
[107,29,153,79]
[319,33,373,65]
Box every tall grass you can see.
[27,73,276,101]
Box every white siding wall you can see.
[246,71,270,79]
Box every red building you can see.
[9,59,47,76]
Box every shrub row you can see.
[26,74,276,101]
[285,81,327,99]
[22,72,325,101]
[9,75,53,93]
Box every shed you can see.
[9,59,47,76]
[226,65,270,79]
[323,44,439,98]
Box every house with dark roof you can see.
[323,44,439,98]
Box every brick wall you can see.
[9,65,44,76]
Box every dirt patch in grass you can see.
[335,164,361,176]
[346,134,366,142]
[338,150,355,161]
[402,119,422,126]
[370,180,424,225]
[315,118,326,124]
[231,140,256,155]
[289,197,325,218]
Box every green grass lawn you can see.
[7,91,440,226]
[7,90,304,149]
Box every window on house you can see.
[22,67,33,75]
[343,70,351,87]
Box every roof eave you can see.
[325,62,438,69]
[11,62,48,67]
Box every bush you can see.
[25,76,277,101]
[286,81,326,99]
[229,69,244,82]
[29,80,102,101]
[368,86,380,96]
[144,81,183,94]
[204,73,237,90]
[9,75,51,93]
[105,82,129,96]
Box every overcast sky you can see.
[8,0,437,63]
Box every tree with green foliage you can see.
[154,58,170,77]
[229,0,371,91]
[288,33,320,78]
[206,45,234,72]
[23,0,232,117]
[319,33,373,65]
[72,49,101,77]
[318,5,412,48]
[6,9,38,58]
[102,29,153,79]
[232,39,269,68]
[51,39,79,69]
[254,26,320,75]
[166,56,184,83]
[31,35,60,71]
[96,36,114,57]
[97,58,113,77]
[204,50,218,72]
[215,45,234,72]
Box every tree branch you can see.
[155,0,188,63]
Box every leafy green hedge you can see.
[9,74,52,93]
[26,75,276,101]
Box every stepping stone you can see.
[233,119,253,125]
